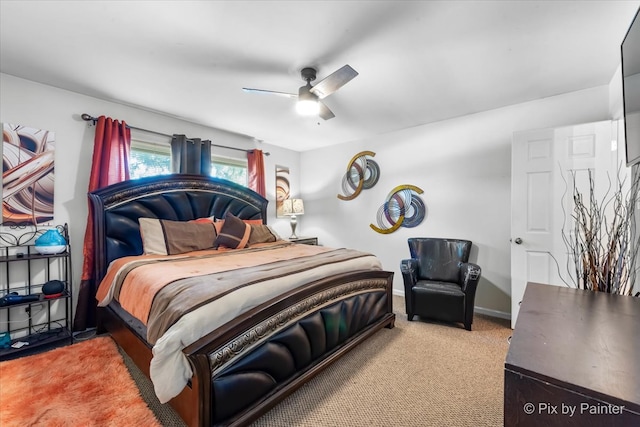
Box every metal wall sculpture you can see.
[337,151,380,200]
[370,185,425,234]
[275,165,290,218]
[2,123,55,225]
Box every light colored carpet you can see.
[127,295,511,426]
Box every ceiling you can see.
[1,1,639,152]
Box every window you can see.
[210,157,247,185]
[129,141,171,178]
[129,140,248,186]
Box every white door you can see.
[510,121,617,328]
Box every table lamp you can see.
[282,198,304,239]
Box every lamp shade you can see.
[282,198,304,216]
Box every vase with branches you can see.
[562,167,640,296]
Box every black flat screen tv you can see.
[622,7,640,166]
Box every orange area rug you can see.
[0,336,161,426]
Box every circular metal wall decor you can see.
[370,185,425,234]
[337,151,380,201]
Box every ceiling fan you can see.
[242,65,358,120]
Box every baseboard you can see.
[392,288,511,321]
[474,306,511,320]
[392,288,405,298]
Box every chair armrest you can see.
[459,262,481,293]
[400,258,418,290]
[400,258,419,319]
[460,262,481,330]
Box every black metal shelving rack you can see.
[0,224,73,360]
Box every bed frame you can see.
[90,174,395,427]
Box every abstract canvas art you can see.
[275,165,290,218]
[2,123,55,225]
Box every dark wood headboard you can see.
[89,174,268,282]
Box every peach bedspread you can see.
[96,241,383,403]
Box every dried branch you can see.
[562,166,640,295]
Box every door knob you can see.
[514,237,523,245]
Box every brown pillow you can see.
[139,218,217,255]
[248,224,281,245]
[214,218,262,234]
[214,213,252,249]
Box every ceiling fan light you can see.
[297,83,320,116]
[296,99,319,116]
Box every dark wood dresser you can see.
[504,282,640,426]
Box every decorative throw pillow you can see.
[139,218,217,255]
[214,217,262,235]
[248,224,281,245]
[214,213,252,249]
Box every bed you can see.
[90,174,395,427]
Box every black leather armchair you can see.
[400,238,481,330]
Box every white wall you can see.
[299,85,612,316]
[610,64,624,120]
[0,72,300,315]
[0,71,620,320]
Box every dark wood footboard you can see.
[99,269,395,427]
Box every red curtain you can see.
[247,149,266,197]
[73,116,131,331]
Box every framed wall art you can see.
[275,165,290,218]
[2,123,55,225]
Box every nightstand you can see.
[288,237,318,245]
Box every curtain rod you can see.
[80,114,269,156]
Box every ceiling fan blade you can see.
[309,64,358,99]
[242,88,297,99]
[318,101,335,120]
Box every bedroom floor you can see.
[123,295,511,426]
